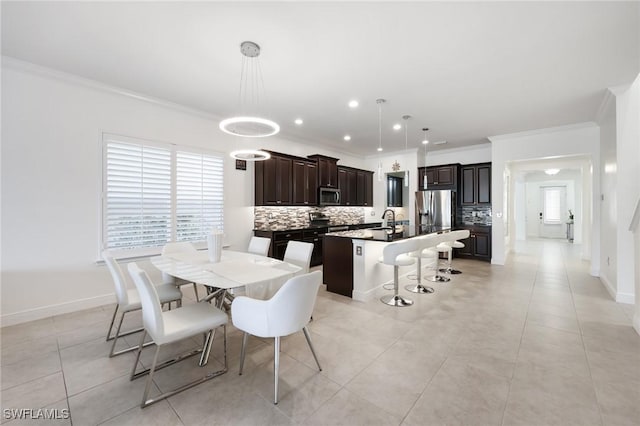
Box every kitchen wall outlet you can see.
[356,246,362,256]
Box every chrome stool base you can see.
[426,275,451,283]
[380,294,414,307]
[439,268,462,275]
[405,284,434,293]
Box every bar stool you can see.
[379,239,419,307]
[438,240,465,274]
[426,245,451,282]
[405,238,436,294]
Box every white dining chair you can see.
[283,240,314,273]
[231,270,323,404]
[161,242,201,301]
[103,250,182,357]
[248,236,271,257]
[128,263,228,408]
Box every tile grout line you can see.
[56,338,73,426]
[499,244,539,426]
[562,244,606,426]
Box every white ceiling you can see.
[2,1,638,156]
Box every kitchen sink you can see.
[368,227,404,242]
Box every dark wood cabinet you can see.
[339,166,371,206]
[387,176,403,207]
[254,228,325,267]
[323,235,354,297]
[256,151,373,206]
[307,155,338,188]
[418,164,458,190]
[362,171,373,206]
[454,228,491,262]
[255,154,291,206]
[460,163,491,205]
[292,160,317,206]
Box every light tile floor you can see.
[1,240,639,425]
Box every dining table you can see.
[151,249,303,367]
[150,248,303,305]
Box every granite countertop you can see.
[254,222,382,232]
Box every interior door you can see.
[540,186,567,239]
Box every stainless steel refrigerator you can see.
[415,190,454,234]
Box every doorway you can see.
[539,185,567,239]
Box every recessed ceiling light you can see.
[348,100,359,108]
[393,123,402,131]
[294,118,303,125]
[343,135,351,141]
[545,168,560,175]
[422,139,429,145]
[377,147,383,152]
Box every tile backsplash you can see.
[460,205,492,226]
[254,206,365,230]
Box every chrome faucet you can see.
[381,209,396,235]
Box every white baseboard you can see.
[599,275,635,305]
[600,275,617,301]
[1,293,115,327]
[615,292,635,305]
[352,286,380,302]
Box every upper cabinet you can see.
[255,153,292,205]
[337,166,372,206]
[418,164,459,190]
[255,151,373,206]
[460,163,491,205]
[292,159,318,206]
[307,155,338,188]
[356,170,373,206]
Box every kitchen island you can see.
[323,230,425,301]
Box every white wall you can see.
[598,92,619,291]
[0,60,366,325]
[364,149,419,234]
[612,76,640,304]
[420,143,491,167]
[488,123,601,270]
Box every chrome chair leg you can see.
[198,330,214,366]
[109,310,150,357]
[303,327,322,371]
[106,305,119,341]
[141,345,162,408]
[132,326,228,408]
[193,283,200,302]
[274,336,280,405]
[239,332,248,375]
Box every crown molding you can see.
[2,55,222,122]
[488,122,598,142]
[595,88,617,123]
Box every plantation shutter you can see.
[176,151,224,242]
[103,134,224,256]
[104,139,172,251]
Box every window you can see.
[543,187,562,224]
[103,134,224,256]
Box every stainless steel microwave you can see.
[318,187,341,206]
